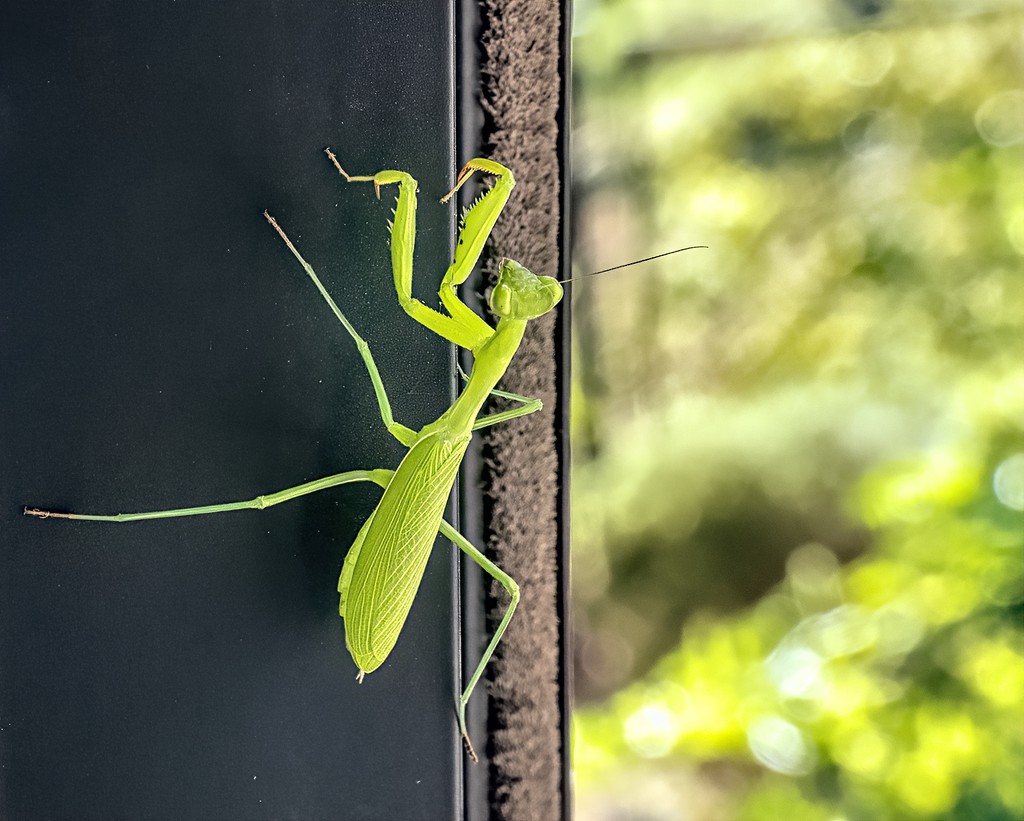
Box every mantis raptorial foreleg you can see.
[326,150,497,351]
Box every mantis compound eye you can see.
[490,282,514,317]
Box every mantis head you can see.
[489,259,563,321]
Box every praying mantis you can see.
[25,150,563,762]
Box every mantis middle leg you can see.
[263,212,418,448]
[24,468,394,522]
[455,364,544,430]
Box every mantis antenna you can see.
[560,245,708,283]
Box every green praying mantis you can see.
[25,148,703,760]
[26,151,561,762]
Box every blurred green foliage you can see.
[570,1,1024,818]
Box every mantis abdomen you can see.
[340,430,471,674]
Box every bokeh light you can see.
[571,1,1024,818]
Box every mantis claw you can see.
[324,147,350,180]
[439,158,512,204]
[24,507,73,519]
[324,147,379,197]
[439,164,472,204]
[458,700,479,762]
[462,730,479,764]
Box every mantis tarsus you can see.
[25,150,563,762]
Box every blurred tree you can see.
[571,0,1024,818]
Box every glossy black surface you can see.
[0,2,461,818]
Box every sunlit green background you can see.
[569,1,1024,819]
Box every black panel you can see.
[0,2,462,819]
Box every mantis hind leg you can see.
[438,517,520,763]
[24,468,394,522]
